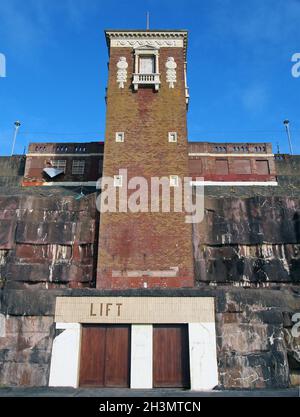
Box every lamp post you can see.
[11,121,21,156]
[283,120,293,155]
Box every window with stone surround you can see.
[133,47,160,91]
[72,160,85,175]
[139,56,155,74]
[51,160,67,173]
[114,175,123,187]
[116,132,125,143]
[168,132,178,143]
[170,175,179,187]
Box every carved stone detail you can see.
[111,39,184,48]
[116,57,128,89]
[166,57,177,88]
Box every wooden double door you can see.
[79,324,131,388]
[79,323,190,388]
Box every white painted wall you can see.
[48,320,219,390]
[188,322,218,391]
[49,323,81,388]
[0,314,5,338]
[192,180,278,186]
[130,325,153,389]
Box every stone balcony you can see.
[133,73,161,91]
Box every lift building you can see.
[0,29,299,391]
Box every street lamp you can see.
[11,120,21,156]
[283,120,293,155]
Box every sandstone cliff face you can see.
[0,193,99,289]
[0,314,54,386]
[0,287,299,388]
[0,156,299,388]
[194,196,300,285]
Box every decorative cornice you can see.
[105,30,188,58]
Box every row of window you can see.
[213,145,267,153]
[115,132,178,143]
[34,145,89,153]
[51,160,86,175]
[35,146,47,152]
[55,146,88,153]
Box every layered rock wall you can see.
[0,194,99,289]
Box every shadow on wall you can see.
[293,212,300,243]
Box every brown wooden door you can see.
[104,326,130,387]
[79,325,106,387]
[153,324,190,388]
[79,324,131,388]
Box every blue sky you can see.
[0,0,299,155]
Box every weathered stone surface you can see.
[0,192,98,288]
[0,220,16,250]
[1,286,299,315]
[0,362,49,387]
[218,350,289,389]
[6,264,51,282]
[284,328,300,370]
[0,316,54,387]
[195,243,300,284]
[193,195,300,285]
[0,286,299,389]
[195,196,299,246]
[218,322,269,353]
[51,264,93,283]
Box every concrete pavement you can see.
[0,387,299,397]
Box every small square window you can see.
[114,175,123,187]
[116,132,125,143]
[170,175,179,187]
[168,132,177,143]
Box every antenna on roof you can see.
[276,142,280,154]
[146,12,150,30]
[283,120,293,155]
[11,121,21,156]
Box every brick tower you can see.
[97,30,194,289]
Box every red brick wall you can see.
[188,142,277,182]
[23,142,104,185]
[189,157,276,182]
[97,45,194,289]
